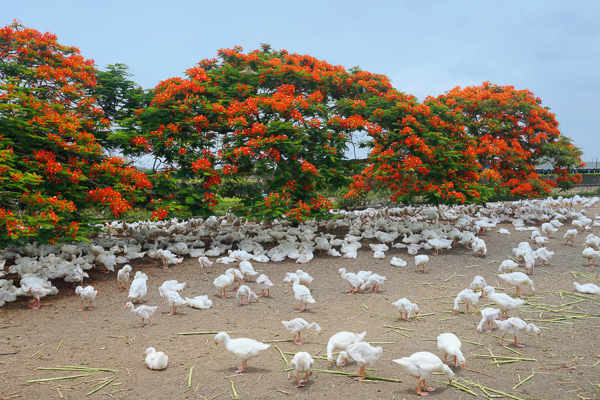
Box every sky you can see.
[4,1,600,161]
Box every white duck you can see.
[338,268,364,294]
[393,351,454,396]
[291,275,316,312]
[495,317,541,347]
[144,347,168,370]
[415,255,429,273]
[128,271,148,303]
[226,268,244,290]
[239,261,258,282]
[185,295,213,309]
[390,257,407,267]
[326,331,366,366]
[564,228,577,246]
[117,265,132,290]
[75,285,97,311]
[281,318,322,345]
[498,272,535,297]
[236,285,259,305]
[453,289,482,314]
[291,352,314,387]
[483,286,524,320]
[163,289,187,315]
[339,342,383,380]
[541,222,558,237]
[157,249,183,269]
[214,332,270,374]
[498,259,520,273]
[198,256,213,274]
[392,298,420,321]
[359,273,386,292]
[469,276,486,296]
[573,282,600,294]
[213,270,235,299]
[437,333,465,369]
[159,280,186,298]
[477,308,501,333]
[124,302,157,327]
[534,247,554,265]
[295,270,314,288]
[256,274,274,297]
[534,236,549,247]
[472,237,487,257]
[582,247,600,266]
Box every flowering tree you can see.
[133,45,404,220]
[342,90,486,205]
[426,82,583,196]
[0,22,151,244]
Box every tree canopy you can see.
[425,82,583,197]
[0,22,151,244]
[0,23,587,240]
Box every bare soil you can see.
[2,206,600,400]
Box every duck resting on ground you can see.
[145,347,168,370]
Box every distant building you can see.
[536,161,600,174]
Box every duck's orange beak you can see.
[462,363,466,369]
[214,342,218,347]
[538,333,541,337]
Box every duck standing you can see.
[496,317,541,347]
[393,351,453,396]
[291,352,314,387]
[214,332,270,374]
[75,285,97,311]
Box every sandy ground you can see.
[2,205,600,400]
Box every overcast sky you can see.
[5,1,600,161]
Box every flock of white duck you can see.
[2,195,600,394]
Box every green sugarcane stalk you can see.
[382,325,413,331]
[473,355,536,361]
[312,368,400,382]
[513,372,534,389]
[28,373,94,383]
[230,380,241,399]
[447,381,478,396]
[274,345,290,366]
[187,364,195,388]
[87,376,117,396]
[56,340,63,350]
[460,339,484,347]
[501,346,523,356]
[444,272,456,283]
[390,329,410,338]
[40,366,119,373]
[461,378,523,400]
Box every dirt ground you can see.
[2,204,600,400]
